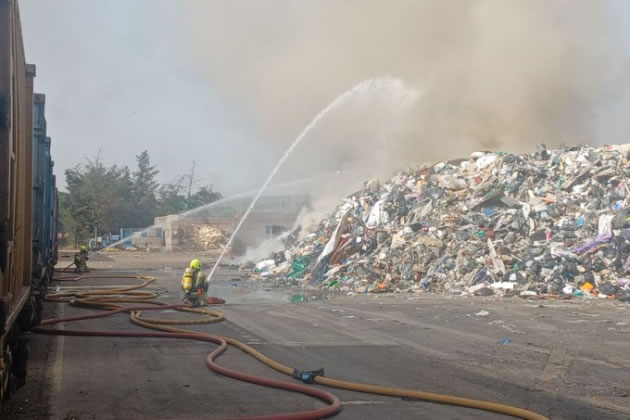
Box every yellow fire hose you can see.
[42,274,548,420]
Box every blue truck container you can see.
[31,93,57,292]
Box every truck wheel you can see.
[11,334,29,388]
[17,298,35,332]
[0,344,14,401]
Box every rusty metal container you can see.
[0,0,37,400]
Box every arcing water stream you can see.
[96,76,417,280]
[206,76,417,281]
[95,172,339,254]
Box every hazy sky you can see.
[20,0,277,194]
[20,0,630,199]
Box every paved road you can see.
[3,267,630,419]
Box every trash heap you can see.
[253,144,630,300]
[187,224,229,251]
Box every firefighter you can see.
[181,258,208,306]
[74,244,90,274]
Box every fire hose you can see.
[34,274,548,420]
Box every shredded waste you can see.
[184,224,230,251]
[249,144,630,300]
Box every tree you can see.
[57,191,76,247]
[59,152,223,243]
[132,150,159,198]
[65,162,100,242]
[157,180,223,215]
[64,154,136,242]
[131,150,159,226]
[158,175,189,215]
[190,185,222,208]
[157,161,223,215]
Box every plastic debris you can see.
[290,294,307,303]
[256,259,276,271]
[288,256,309,279]
[249,144,630,298]
[580,282,594,292]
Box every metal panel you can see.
[0,0,13,298]
[0,0,34,344]
[22,62,34,286]
[31,93,45,274]
[43,136,52,261]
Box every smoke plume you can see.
[169,0,630,229]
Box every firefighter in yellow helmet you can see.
[74,244,90,274]
[181,258,208,306]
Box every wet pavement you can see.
[3,265,630,419]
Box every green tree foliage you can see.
[158,179,223,214]
[158,161,223,214]
[158,176,189,215]
[133,151,159,196]
[190,185,222,209]
[60,153,222,243]
[131,150,160,226]
[57,191,73,246]
[65,156,135,240]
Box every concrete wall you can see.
[155,195,310,253]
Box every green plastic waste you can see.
[288,256,309,279]
[290,294,307,303]
[325,279,339,288]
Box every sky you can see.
[19,0,630,201]
[20,0,277,194]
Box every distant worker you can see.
[181,258,208,306]
[74,244,90,274]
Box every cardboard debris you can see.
[250,144,630,298]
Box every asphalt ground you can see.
[2,258,630,419]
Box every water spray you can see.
[91,171,347,256]
[207,76,417,282]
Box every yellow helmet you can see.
[79,244,87,252]
[190,258,201,270]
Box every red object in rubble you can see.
[207,297,226,305]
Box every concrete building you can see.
[155,195,311,254]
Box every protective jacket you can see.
[181,268,206,294]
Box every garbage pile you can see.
[252,144,630,300]
[186,224,229,251]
